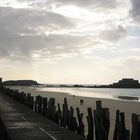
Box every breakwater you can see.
[0,86,86,140]
[0,86,140,140]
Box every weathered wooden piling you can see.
[113,110,120,140]
[76,107,85,137]
[68,106,77,132]
[87,107,93,140]
[102,108,110,139]
[54,109,59,124]
[62,98,69,128]
[57,103,62,125]
[42,97,48,115]
[120,112,127,139]
[113,110,130,140]
[35,95,43,113]
[26,93,31,107]
[47,98,56,121]
[131,113,140,140]
[20,92,26,105]
[30,96,34,110]
[94,100,109,140]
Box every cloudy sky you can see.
[0,0,140,84]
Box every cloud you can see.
[0,7,74,33]
[99,25,126,41]
[53,0,118,9]
[14,0,118,11]
[130,0,140,22]
[0,6,77,60]
[0,1,133,63]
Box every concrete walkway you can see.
[0,92,86,140]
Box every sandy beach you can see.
[8,86,140,140]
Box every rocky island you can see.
[2,80,39,86]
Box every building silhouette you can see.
[109,78,140,88]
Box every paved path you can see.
[0,92,86,140]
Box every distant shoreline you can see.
[3,78,140,88]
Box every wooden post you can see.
[120,112,130,140]
[62,98,69,128]
[57,103,62,125]
[94,100,108,140]
[68,106,74,131]
[131,113,139,140]
[38,96,43,113]
[113,110,120,140]
[26,93,31,107]
[47,98,56,121]
[87,107,93,140]
[76,107,85,137]
[34,100,37,112]
[113,111,130,140]
[42,97,48,115]
[102,108,110,139]
[35,95,43,113]
[30,96,34,110]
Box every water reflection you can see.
[36,87,140,102]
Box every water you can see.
[36,87,140,102]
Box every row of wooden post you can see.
[1,87,140,140]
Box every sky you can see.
[0,0,140,84]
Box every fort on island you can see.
[109,78,140,88]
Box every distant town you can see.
[1,78,140,88]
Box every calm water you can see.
[36,87,140,102]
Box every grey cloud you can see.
[54,0,118,9]
[35,34,99,57]
[0,19,97,61]
[16,0,118,10]
[0,1,121,62]
[0,7,74,35]
[0,6,77,60]
[130,0,140,22]
[99,26,126,41]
